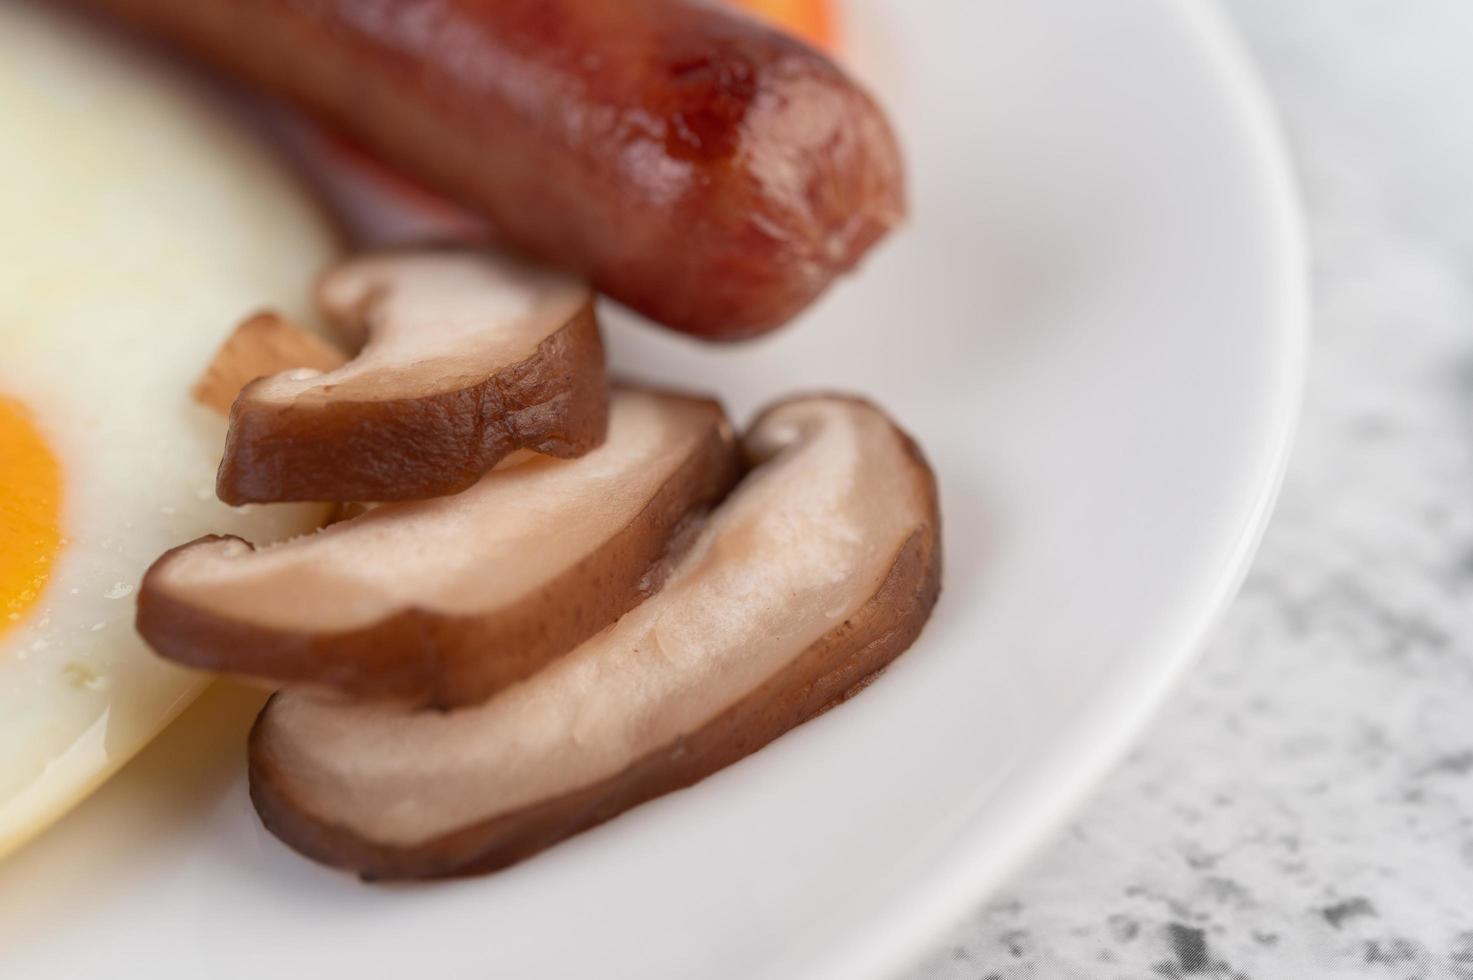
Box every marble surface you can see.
[906,2,1473,977]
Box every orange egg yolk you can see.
[0,397,63,641]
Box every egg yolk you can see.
[0,397,63,641]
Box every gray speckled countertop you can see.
[906,2,1473,977]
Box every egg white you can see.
[0,2,338,855]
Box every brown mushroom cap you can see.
[249,394,941,879]
[139,388,740,708]
[216,248,609,504]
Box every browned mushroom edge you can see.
[247,395,942,879]
[216,248,610,505]
[139,389,741,709]
[191,310,349,417]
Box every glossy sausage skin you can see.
[81,0,905,339]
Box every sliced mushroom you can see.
[139,388,739,708]
[216,248,609,504]
[249,395,941,879]
[192,311,349,417]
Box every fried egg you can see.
[0,2,337,856]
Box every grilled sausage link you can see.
[83,0,906,339]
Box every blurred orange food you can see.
[730,0,836,50]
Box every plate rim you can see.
[824,1,1311,976]
[0,0,1310,975]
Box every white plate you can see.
[0,1,1304,977]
